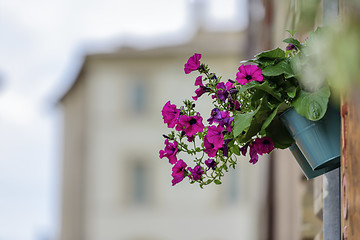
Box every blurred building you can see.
[58,30,271,240]
[58,0,343,239]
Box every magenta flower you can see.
[228,100,241,111]
[192,76,210,100]
[204,136,218,157]
[236,65,263,85]
[184,53,202,74]
[193,87,207,101]
[226,80,234,89]
[159,139,178,164]
[176,113,204,137]
[205,158,217,170]
[206,125,224,149]
[172,159,187,186]
[188,164,204,181]
[249,144,259,164]
[253,137,274,155]
[234,101,241,110]
[195,75,203,86]
[187,135,195,142]
[161,101,180,128]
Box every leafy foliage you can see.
[160,28,331,187]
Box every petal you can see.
[195,76,203,86]
[245,65,258,76]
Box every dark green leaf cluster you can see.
[233,29,330,149]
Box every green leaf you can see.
[292,85,330,121]
[285,86,297,98]
[253,81,283,102]
[214,180,222,185]
[255,48,286,59]
[233,109,258,137]
[260,103,289,135]
[232,145,240,156]
[238,81,257,94]
[305,27,326,46]
[253,58,278,67]
[283,38,302,50]
[240,100,271,142]
[265,116,294,149]
[286,30,297,36]
[238,81,282,102]
[262,60,294,77]
[240,59,257,64]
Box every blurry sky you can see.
[0,0,247,239]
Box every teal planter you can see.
[289,143,339,179]
[280,105,340,171]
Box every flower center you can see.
[263,139,270,145]
[245,75,252,81]
[189,118,197,125]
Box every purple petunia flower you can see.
[159,139,178,164]
[222,138,233,157]
[249,144,259,164]
[188,164,204,181]
[171,159,187,186]
[207,108,222,124]
[219,111,234,132]
[228,100,241,111]
[161,101,180,128]
[239,142,250,156]
[205,158,217,170]
[215,82,229,102]
[253,137,275,155]
[206,125,224,149]
[184,53,202,74]
[234,101,241,110]
[207,109,233,132]
[286,43,296,51]
[204,136,218,157]
[176,113,204,137]
[236,65,263,86]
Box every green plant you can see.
[159,28,330,187]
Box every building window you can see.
[132,162,148,204]
[128,161,150,206]
[131,81,146,113]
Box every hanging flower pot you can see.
[159,28,339,187]
[280,104,340,171]
[289,143,339,179]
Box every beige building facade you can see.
[59,31,273,240]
